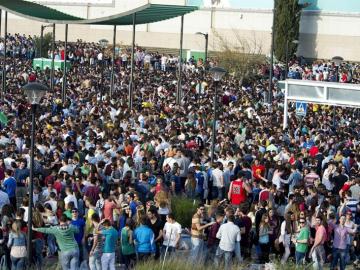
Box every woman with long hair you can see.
[7,221,27,270]
[258,214,270,263]
[121,219,136,269]
[280,211,297,264]
[268,208,280,253]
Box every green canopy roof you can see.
[0,0,198,25]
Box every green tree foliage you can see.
[33,32,53,58]
[274,0,304,62]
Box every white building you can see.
[1,0,360,61]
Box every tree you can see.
[33,32,53,58]
[213,30,265,85]
[274,0,308,62]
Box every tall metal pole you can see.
[62,24,68,104]
[268,0,276,106]
[204,33,208,71]
[129,13,136,110]
[0,10,2,37]
[285,40,289,79]
[110,25,116,99]
[333,66,339,129]
[50,24,56,92]
[176,15,184,105]
[40,26,44,58]
[27,104,36,267]
[211,81,218,164]
[2,11,7,97]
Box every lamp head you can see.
[23,82,49,105]
[332,56,344,66]
[209,67,227,82]
[292,40,299,44]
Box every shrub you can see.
[171,196,198,228]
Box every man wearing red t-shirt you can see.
[251,159,266,182]
[228,171,252,207]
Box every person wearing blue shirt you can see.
[70,208,86,266]
[98,219,118,270]
[133,215,156,261]
[127,193,138,218]
[2,170,17,208]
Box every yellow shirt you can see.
[85,208,96,235]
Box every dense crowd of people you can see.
[0,33,359,270]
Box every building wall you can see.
[2,0,360,61]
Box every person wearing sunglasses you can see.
[294,218,310,265]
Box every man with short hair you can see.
[190,204,215,262]
[330,214,357,270]
[133,215,156,261]
[161,213,181,257]
[97,219,119,270]
[215,214,242,269]
[2,169,17,208]
[309,216,327,270]
[33,215,80,270]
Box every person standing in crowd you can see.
[146,206,163,259]
[2,170,17,209]
[309,216,327,270]
[70,208,86,265]
[97,219,118,270]
[330,214,357,270]
[133,215,156,261]
[161,213,181,257]
[7,221,27,270]
[190,204,215,262]
[294,217,310,265]
[89,213,103,270]
[214,214,242,270]
[120,219,136,270]
[33,215,80,270]
[258,214,270,264]
[228,171,251,209]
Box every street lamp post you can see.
[23,82,49,267]
[195,32,209,71]
[98,39,109,104]
[285,40,299,79]
[331,56,344,129]
[209,67,226,164]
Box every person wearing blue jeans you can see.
[330,215,357,270]
[98,219,119,270]
[89,213,103,270]
[7,221,27,270]
[60,249,80,270]
[33,215,80,270]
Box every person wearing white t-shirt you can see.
[64,186,78,209]
[211,162,224,200]
[161,213,182,256]
[215,214,242,269]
